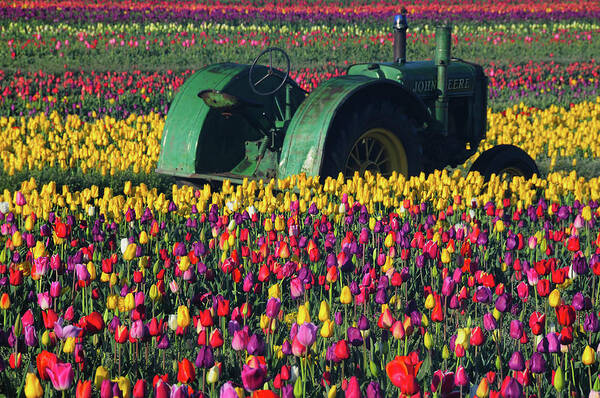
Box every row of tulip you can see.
[1,60,599,120]
[1,170,600,397]
[5,20,599,72]
[2,98,599,179]
[3,0,600,23]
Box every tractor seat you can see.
[198,90,262,111]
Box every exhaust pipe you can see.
[393,8,408,63]
[435,23,451,136]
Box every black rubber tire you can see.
[320,99,423,179]
[469,144,539,180]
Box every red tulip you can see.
[528,312,546,335]
[536,279,550,297]
[42,309,58,329]
[209,328,224,348]
[115,325,129,344]
[334,340,350,360]
[76,380,92,398]
[36,350,57,380]
[84,311,104,334]
[217,298,230,317]
[9,352,22,369]
[386,352,422,394]
[177,358,196,384]
[470,326,485,346]
[431,294,444,322]
[556,304,576,327]
[133,379,146,398]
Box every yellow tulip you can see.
[475,377,489,398]
[320,319,334,338]
[24,373,43,398]
[123,243,137,261]
[177,305,191,328]
[12,231,22,247]
[268,284,280,299]
[297,304,311,325]
[339,286,352,305]
[318,300,330,322]
[425,294,435,309]
[113,376,132,398]
[178,255,191,272]
[583,345,596,365]
[549,289,561,308]
[63,337,75,353]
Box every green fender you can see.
[156,63,247,177]
[277,75,430,178]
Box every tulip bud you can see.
[554,367,565,392]
[24,373,43,398]
[318,301,330,322]
[548,289,561,308]
[475,377,489,398]
[583,345,596,365]
[442,345,450,359]
[206,365,220,384]
[424,331,433,350]
[495,355,502,371]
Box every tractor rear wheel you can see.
[320,100,422,179]
[469,144,539,180]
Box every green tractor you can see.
[156,10,538,185]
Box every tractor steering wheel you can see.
[249,47,291,96]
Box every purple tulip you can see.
[101,379,113,398]
[475,286,492,304]
[24,325,38,347]
[508,351,525,371]
[366,381,382,398]
[495,293,511,313]
[334,311,343,326]
[571,292,587,311]
[241,363,266,391]
[375,288,387,305]
[584,312,600,333]
[530,352,546,373]
[483,313,497,331]
[358,314,370,330]
[195,345,214,368]
[509,319,523,340]
[501,376,522,397]
[347,327,363,346]
[265,298,281,318]
[247,333,265,356]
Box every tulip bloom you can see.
[177,358,196,384]
[46,362,74,391]
[241,362,267,392]
[24,373,44,398]
[36,350,58,381]
[386,352,422,394]
[76,380,92,398]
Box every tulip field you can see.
[2,1,600,397]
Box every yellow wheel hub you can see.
[344,128,408,177]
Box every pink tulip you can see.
[37,292,51,310]
[231,329,249,351]
[46,361,74,391]
[297,322,317,347]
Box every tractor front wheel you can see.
[320,100,422,179]
[469,144,539,180]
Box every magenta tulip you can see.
[46,361,74,391]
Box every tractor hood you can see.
[347,60,481,99]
